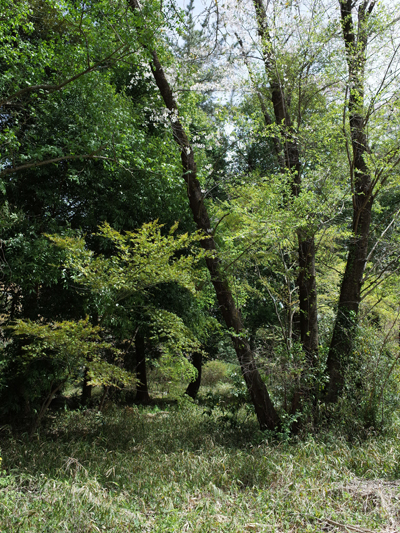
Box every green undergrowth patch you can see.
[1,404,400,532]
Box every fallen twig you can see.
[318,517,378,533]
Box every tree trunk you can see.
[185,352,202,399]
[81,367,92,405]
[252,0,318,360]
[325,0,374,403]
[30,380,65,437]
[135,328,151,404]
[298,235,319,359]
[128,0,281,431]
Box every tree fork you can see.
[128,0,280,430]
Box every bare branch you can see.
[366,206,400,263]
[364,42,400,125]
[361,260,400,300]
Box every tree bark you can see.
[252,0,318,359]
[185,352,202,399]
[298,236,318,358]
[30,380,65,437]
[81,367,92,405]
[135,328,151,404]
[325,0,375,403]
[128,0,281,430]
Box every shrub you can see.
[201,360,231,387]
[321,319,400,438]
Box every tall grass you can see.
[1,404,399,532]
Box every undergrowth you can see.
[1,404,399,532]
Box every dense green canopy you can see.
[1,0,400,435]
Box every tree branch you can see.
[0,44,128,107]
[0,147,108,177]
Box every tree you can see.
[326,0,400,402]
[248,0,320,359]
[128,0,281,431]
[224,0,400,416]
[3,0,400,433]
[220,0,343,417]
[0,0,199,417]
[6,220,205,426]
[11,318,130,434]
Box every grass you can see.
[0,402,400,532]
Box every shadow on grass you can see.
[0,403,267,483]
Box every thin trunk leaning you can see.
[128,0,280,430]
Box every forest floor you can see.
[0,402,400,532]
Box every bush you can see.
[321,319,400,438]
[200,360,231,387]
